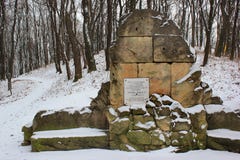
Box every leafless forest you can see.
[0,0,239,86]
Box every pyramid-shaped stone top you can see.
[118,9,181,37]
[111,9,195,63]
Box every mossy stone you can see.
[22,125,33,146]
[31,135,109,152]
[110,118,130,134]
[127,130,151,145]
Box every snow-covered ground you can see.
[0,51,239,160]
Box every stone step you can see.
[31,128,109,152]
[207,129,240,153]
[205,105,240,131]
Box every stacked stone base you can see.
[106,94,208,152]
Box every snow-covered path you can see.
[0,52,239,160]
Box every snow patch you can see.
[207,129,240,140]
[32,128,107,139]
[185,105,204,114]
[118,106,130,113]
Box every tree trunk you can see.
[65,13,82,81]
[8,0,18,94]
[0,0,6,80]
[203,31,211,66]
[200,0,217,66]
[82,0,96,73]
[230,0,239,60]
[147,0,152,9]
[105,0,112,71]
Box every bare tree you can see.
[65,1,82,81]
[82,0,97,73]
[230,0,239,60]
[8,0,19,94]
[105,0,112,71]
[199,0,219,66]
[0,0,6,80]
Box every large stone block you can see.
[110,37,152,63]
[153,35,195,63]
[110,63,137,108]
[138,63,171,95]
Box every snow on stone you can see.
[172,117,191,124]
[24,122,33,128]
[118,106,130,113]
[130,104,147,112]
[156,116,167,120]
[109,107,118,117]
[79,107,92,114]
[205,103,240,114]
[125,145,136,151]
[176,63,201,84]
[112,117,129,124]
[159,133,165,141]
[194,86,203,92]
[41,110,56,117]
[201,124,207,130]
[207,129,240,140]
[161,95,173,102]
[147,101,155,107]
[32,128,107,139]
[185,105,204,114]
[136,121,156,130]
[179,131,188,135]
[151,15,162,20]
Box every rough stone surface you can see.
[207,136,240,153]
[153,35,195,63]
[110,63,137,108]
[118,9,181,36]
[127,130,151,145]
[110,37,152,63]
[138,63,171,95]
[22,125,33,146]
[171,63,202,107]
[155,117,171,131]
[110,118,130,135]
[31,135,108,152]
[207,111,240,131]
[32,106,108,132]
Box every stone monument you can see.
[107,9,222,152]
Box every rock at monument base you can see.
[31,128,109,152]
[207,109,240,131]
[108,94,208,152]
[110,118,130,135]
[127,130,151,145]
[22,124,33,146]
[207,136,240,153]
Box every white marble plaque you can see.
[124,78,149,105]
